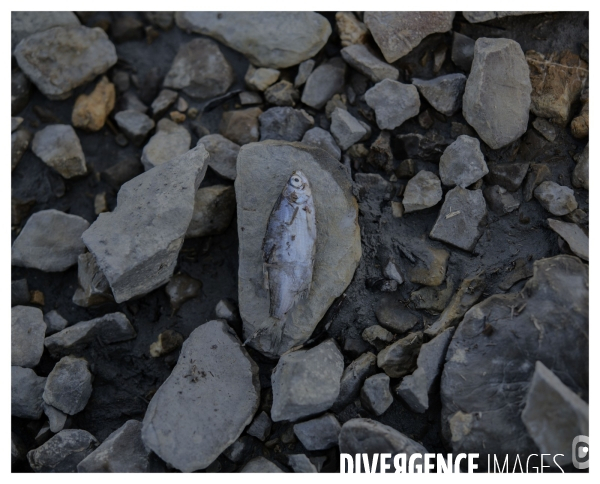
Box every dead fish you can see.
[262,171,317,320]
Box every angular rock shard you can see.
[82,146,208,303]
[236,141,361,356]
[463,38,532,149]
[14,25,117,100]
[11,306,46,368]
[413,74,466,116]
[142,320,260,472]
[27,429,98,473]
[547,219,589,261]
[175,12,331,69]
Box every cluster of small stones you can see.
[11,11,588,474]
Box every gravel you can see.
[402,171,443,213]
[43,356,93,415]
[301,58,346,110]
[412,73,466,116]
[31,124,87,178]
[114,110,155,146]
[330,108,367,150]
[141,118,191,170]
[439,135,488,187]
[365,79,420,130]
[259,107,314,142]
[534,181,578,216]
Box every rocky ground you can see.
[11,11,589,473]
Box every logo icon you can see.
[572,435,589,470]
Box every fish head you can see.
[284,170,312,205]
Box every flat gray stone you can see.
[377,332,423,378]
[43,310,68,335]
[301,127,341,161]
[31,124,87,178]
[142,320,260,472]
[362,325,394,351]
[11,128,31,172]
[175,12,331,69]
[11,306,46,368]
[365,79,420,130]
[330,108,367,151]
[11,11,80,50]
[360,373,393,416]
[271,340,344,422]
[27,429,98,473]
[245,65,280,91]
[439,135,488,187]
[332,352,378,412]
[72,252,114,308]
[521,361,589,467]
[452,32,475,71]
[341,44,399,82]
[288,454,318,472]
[293,413,341,450]
[186,185,236,238]
[14,25,117,100]
[150,89,177,117]
[246,411,272,441]
[44,312,136,358]
[197,134,240,181]
[396,328,454,413]
[463,38,532,149]
[534,181,578,216]
[413,74,467,116]
[43,403,69,433]
[141,118,191,171]
[548,219,589,261]
[572,143,589,190]
[114,110,155,146]
[484,162,529,191]
[259,107,314,142]
[294,59,315,88]
[236,141,361,356]
[82,146,207,303]
[301,58,346,109]
[78,420,165,473]
[163,38,233,100]
[429,187,487,252]
[402,171,442,213]
[364,12,455,63]
[339,418,428,459]
[441,255,588,462]
[241,456,284,473]
[12,366,46,419]
[43,356,93,415]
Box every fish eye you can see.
[290,176,303,188]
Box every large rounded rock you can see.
[463,38,532,149]
[175,12,331,69]
[142,320,260,472]
[441,255,588,463]
[14,25,117,100]
[235,141,361,356]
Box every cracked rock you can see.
[82,146,207,302]
[31,124,87,178]
[429,187,487,252]
[363,12,455,63]
[27,429,98,473]
[14,25,117,100]
[12,306,46,368]
[44,312,136,358]
[413,73,467,116]
[365,79,420,130]
[463,38,532,149]
[360,373,393,416]
[142,320,260,472]
[271,339,344,422]
[163,38,233,100]
[141,118,191,170]
[396,328,454,412]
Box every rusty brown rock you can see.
[71,76,115,131]
[220,108,263,146]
